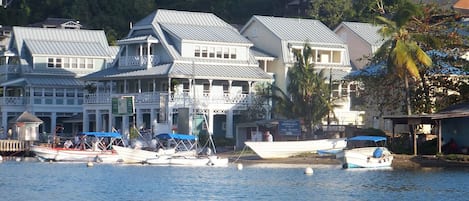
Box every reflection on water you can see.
[0,158,468,201]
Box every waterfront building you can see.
[82,9,273,139]
[0,26,115,137]
[240,16,364,127]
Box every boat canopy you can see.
[156,133,197,141]
[81,132,122,139]
[347,136,387,142]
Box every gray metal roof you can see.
[117,35,159,45]
[135,9,231,28]
[244,16,345,44]
[169,62,273,81]
[160,23,251,44]
[336,22,385,47]
[83,63,172,80]
[0,76,83,87]
[12,26,110,57]
[84,62,272,82]
[24,39,110,57]
[250,47,276,60]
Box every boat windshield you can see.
[346,136,387,149]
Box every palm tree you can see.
[269,44,333,139]
[375,1,432,115]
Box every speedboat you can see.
[336,135,393,169]
[113,133,198,164]
[244,138,347,159]
[31,131,124,163]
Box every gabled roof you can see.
[160,23,251,44]
[241,15,345,45]
[10,111,43,123]
[24,39,110,57]
[334,22,385,47]
[135,9,230,27]
[12,26,110,57]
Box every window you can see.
[56,58,62,68]
[209,47,215,58]
[223,47,229,59]
[71,58,77,68]
[194,46,201,57]
[216,47,222,58]
[63,58,70,68]
[201,47,208,57]
[47,58,54,67]
[230,48,236,59]
[87,59,93,69]
[79,58,85,68]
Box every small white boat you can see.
[147,155,228,167]
[244,138,347,159]
[112,133,198,164]
[336,136,393,169]
[31,132,124,163]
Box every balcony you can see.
[119,55,160,67]
[84,92,260,108]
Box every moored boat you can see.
[336,135,393,169]
[244,138,347,159]
[112,133,197,164]
[31,131,124,163]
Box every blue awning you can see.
[347,136,387,142]
[156,133,197,141]
[81,132,122,139]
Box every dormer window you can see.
[230,48,236,59]
[201,47,208,57]
[209,47,215,58]
[216,47,222,58]
[194,46,201,57]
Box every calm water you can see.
[0,158,468,201]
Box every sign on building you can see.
[278,120,301,136]
[112,96,135,115]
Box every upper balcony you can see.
[84,91,263,109]
[118,55,160,68]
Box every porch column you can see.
[51,112,57,136]
[147,42,151,68]
[95,110,102,132]
[122,115,130,141]
[108,109,114,132]
[208,79,213,101]
[136,108,143,129]
[138,80,142,93]
[226,109,233,138]
[207,109,214,136]
[437,120,442,154]
[139,44,143,66]
[83,111,90,132]
[2,111,7,137]
[150,108,156,134]
[248,81,252,104]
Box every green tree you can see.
[375,1,432,115]
[269,44,332,138]
[308,0,354,28]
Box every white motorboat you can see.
[336,136,393,169]
[244,138,347,159]
[32,132,124,163]
[113,133,198,164]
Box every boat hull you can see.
[244,138,347,159]
[31,145,121,163]
[146,155,229,167]
[337,147,393,168]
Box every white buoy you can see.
[237,163,243,170]
[304,167,314,175]
[0,155,3,161]
[15,157,21,162]
[87,161,94,167]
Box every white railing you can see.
[84,92,255,106]
[119,55,159,66]
[0,140,26,152]
[0,97,26,105]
